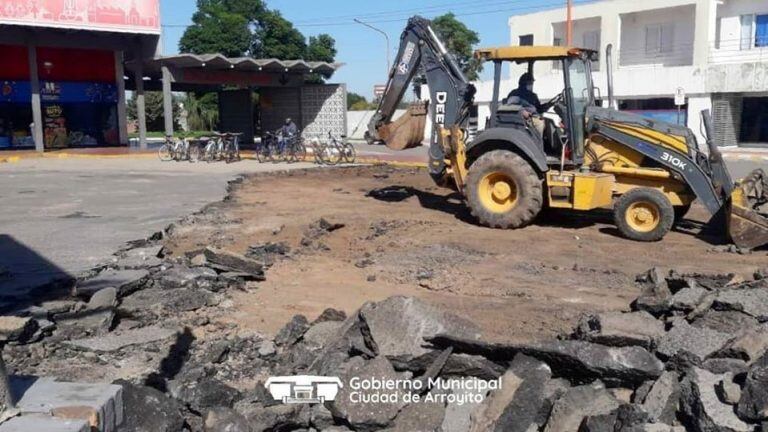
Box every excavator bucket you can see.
[377,102,428,150]
[729,169,768,250]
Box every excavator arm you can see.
[367,16,476,182]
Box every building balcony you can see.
[618,43,695,68]
[709,38,768,65]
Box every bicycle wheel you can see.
[321,143,342,165]
[268,144,279,163]
[312,146,325,165]
[158,144,173,162]
[293,141,307,163]
[204,144,216,163]
[342,143,357,164]
[189,144,201,163]
[255,145,265,163]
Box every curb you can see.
[0,156,20,164]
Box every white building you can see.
[474,0,768,147]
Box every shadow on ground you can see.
[0,234,74,315]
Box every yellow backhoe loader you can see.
[367,16,768,247]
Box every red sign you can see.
[0,0,160,34]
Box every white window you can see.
[645,23,674,55]
[741,14,754,50]
[583,30,600,51]
[741,14,768,49]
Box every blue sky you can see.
[159,0,569,99]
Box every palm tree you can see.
[184,93,219,132]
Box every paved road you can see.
[0,158,316,297]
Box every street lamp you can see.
[354,18,391,76]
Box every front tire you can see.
[614,188,674,242]
[158,144,172,162]
[465,150,543,229]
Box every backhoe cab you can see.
[369,16,768,247]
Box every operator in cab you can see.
[504,72,551,136]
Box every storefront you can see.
[0,45,120,149]
[0,0,345,152]
[0,0,161,152]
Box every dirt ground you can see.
[164,165,767,343]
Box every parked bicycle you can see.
[215,132,242,164]
[159,135,198,162]
[285,134,307,163]
[256,132,277,163]
[262,130,304,163]
[321,132,355,165]
[333,133,356,164]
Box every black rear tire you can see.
[465,150,543,229]
[614,188,674,242]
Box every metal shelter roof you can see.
[130,53,342,76]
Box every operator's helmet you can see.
[285,118,292,125]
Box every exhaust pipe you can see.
[606,44,616,109]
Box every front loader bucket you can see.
[729,169,768,250]
[377,102,428,150]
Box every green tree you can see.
[307,34,337,62]
[183,93,219,131]
[431,13,482,80]
[179,0,252,57]
[347,92,368,110]
[127,92,181,132]
[252,10,307,59]
[179,1,337,80]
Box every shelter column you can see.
[162,65,173,137]
[28,42,44,153]
[115,51,128,146]
[134,46,147,150]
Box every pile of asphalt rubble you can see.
[3,218,768,431]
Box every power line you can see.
[162,0,596,30]
[291,0,595,28]
[290,0,537,24]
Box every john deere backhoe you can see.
[367,16,768,248]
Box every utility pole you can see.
[354,18,391,76]
[566,0,574,46]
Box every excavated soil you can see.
[163,165,767,343]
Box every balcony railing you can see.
[618,43,695,68]
[709,38,768,64]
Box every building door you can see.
[740,97,768,146]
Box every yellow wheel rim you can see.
[478,172,518,213]
[626,201,660,233]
